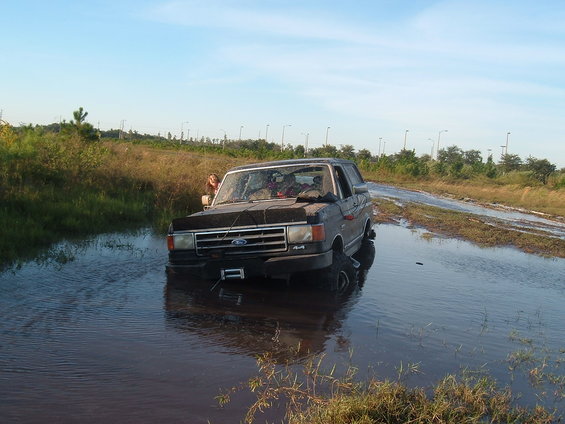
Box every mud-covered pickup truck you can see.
[166,158,374,290]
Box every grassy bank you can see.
[0,123,248,268]
[373,198,565,258]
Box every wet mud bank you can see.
[370,183,565,258]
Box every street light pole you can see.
[239,125,243,141]
[119,119,127,140]
[325,126,331,147]
[436,129,448,159]
[505,132,511,155]
[383,141,386,155]
[428,138,434,158]
[180,121,189,142]
[403,129,409,150]
[281,124,291,150]
[220,129,227,149]
[301,132,309,157]
[265,124,270,142]
[378,137,382,156]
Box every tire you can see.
[363,221,376,240]
[323,251,355,292]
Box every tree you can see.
[463,150,482,166]
[437,145,463,165]
[72,107,88,127]
[339,144,355,160]
[526,157,556,184]
[499,153,522,173]
[69,107,97,141]
[356,149,372,161]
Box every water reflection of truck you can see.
[164,241,375,361]
[166,159,375,290]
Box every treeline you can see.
[8,110,564,188]
[118,129,563,188]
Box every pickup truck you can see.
[166,158,374,290]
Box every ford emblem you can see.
[232,238,248,246]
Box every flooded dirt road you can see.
[1,190,564,423]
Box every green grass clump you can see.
[218,352,557,424]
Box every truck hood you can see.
[172,200,327,231]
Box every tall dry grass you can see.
[98,142,252,227]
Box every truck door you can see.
[333,165,357,255]
[343,163,369,241]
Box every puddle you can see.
[0,223,563,422]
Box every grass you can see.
[373,198,565,258]
[218,351,558,424]
[0,127,251,269]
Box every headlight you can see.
[287,224,325,243]
[167,233,195,250]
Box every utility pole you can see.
[437,129,448,159]
[220,129,227,149]
[281,124,291,149]
[403,129,409,150]
[180,121,189,142]
[378,137,382,156]
[325,126,331,147]
[119,119,126,139]
[239,125,243,141]
[505,132,511,155]
[301,132,309,156]
[265,124,270,142]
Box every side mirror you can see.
[352,183,368,194]
[201,195,213,207]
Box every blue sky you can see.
[2,0,564,167]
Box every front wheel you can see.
[323,251,355,292]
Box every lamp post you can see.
[428,138,434,158]
[119,119,126,140]
[505,132,511,155]
[180,121,189,142]
[220,129,227,149]
[436,129,448,159]
[500,145,506,159]
[403,129,409,150]
[301,132,309,157]
[239,125,244,141]
[325,126,331,147]
[265,124,270,142]
[281,124,291,149]
[382,141,386,155]
[378,137,383,156]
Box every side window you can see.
[344,164,363,186]
[334,166,352,198]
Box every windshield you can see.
[214,164,334,205]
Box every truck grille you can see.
[195,227,287,255]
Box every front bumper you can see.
[166,250,333,280]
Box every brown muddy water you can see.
[1,202,564,422]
